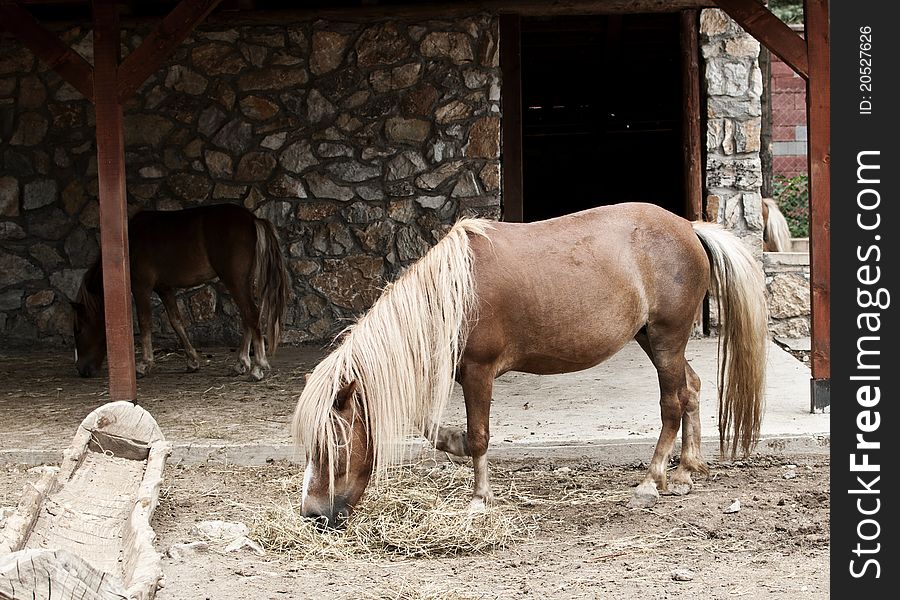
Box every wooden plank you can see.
[117,0,225,102]
[804,0,829,407]
[206,0,718,25]
[92,0,136,402]
[680,9,703,221]
[713,0,809,79]
[0,1,94,102]
[499,13,523,222]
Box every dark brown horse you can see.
[292,203,768,527]
[74,204,290,381]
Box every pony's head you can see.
[72,265,106,378]
[299,380,374,528]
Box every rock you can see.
[385,117,430,144]
[435,100,472,124]
[29,244,63,269]
[344,202,385,224]
[479,162,500,192]
[306,89,335,123]
[26,207,70,240]
[211,119,254,154]
[203,150,233,179]
[369,63,422,93]
[191,43,246,75]
[317,143,353,158]
[463,68,488,89]
[420,32,474,64]
[325,161,380,183]
[124,114,174,147]
[268,173,307,198]
[212,183,247,200]
[167,541,209,560]
[240,95,279,121]
[296,201,340,221]
[734,117,761,153]
[238,67,308,91]
[451,171,479,198]
[198,105,227,137]
[0,177,19,216]
[415,161,463,191]
[700,9,739,37]
[355,220,395,254]
[0,222,25,240]
[356,24,410,67]
[310,31,350,75]
[25,289,55,309]
[309,256,384,310]
[397,226,431,262]
[386,151,428,181]
[783,470,798,480]
[706,58,752,97]
[18,76,46,109]
[234,152,277,182]
[1,251,42,286]
[280,140,319,173]
[768,273,810,318]
[170,172,212,202]
[414,195,446,210]
[190,287,217,321]
[64,226,98,267]
[725,36,760,58]
[312,221,355,256]
[0,290,23,311]
[10,112,48,146]
[671,569,695,582]
[164,65,207,94]
[261,132,287,150]
[465,116,500,158]
[356,185,385,201]
[723,499,741,514]
[305,173,354,202]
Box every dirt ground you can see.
[1,455,829,600]
[0,346,828,599]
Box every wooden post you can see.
[93,0,137,402]
[499,13,524,222]
[804,0,830,411]
[680,9,703,221]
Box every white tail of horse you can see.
[292,218,493,493]
[763,198,792,252]
[693,223,768,458]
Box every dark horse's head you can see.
[297,380,375,529]
[72,263,106,378]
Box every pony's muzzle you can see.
[304,504,350,530]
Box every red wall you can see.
[770,51,808,178]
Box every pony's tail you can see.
[253,218,291,355]
[693,223,768,458]
[763,198,792,252]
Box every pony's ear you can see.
[334,380,358,411]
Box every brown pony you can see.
[74,204,290,381]
[293,203,768,527]
[762,197,793,252]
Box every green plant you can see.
[769,0,804,25]
[772,174,809,237]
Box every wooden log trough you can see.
[0,402,172,600]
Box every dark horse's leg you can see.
[628,325,704,509]
[159,289,201,372]
[134,285,155,378]
[220,277,266,381]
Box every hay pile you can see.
[250,463,534,560]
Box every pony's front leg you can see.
[460,365,494,509]
[134,289,155,378]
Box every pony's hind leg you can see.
[233,328,252,376]
[669,362,708,496]
[628,328,692,509]
[222,280,266,381]
[159,289,201,372]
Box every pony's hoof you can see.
[627,483,660,509]
[668,480,692,496]
[186,362,200,373]
[135,364,151,379]
[248,366,265,382]
[468,498,487,514]
[232,362,248,376]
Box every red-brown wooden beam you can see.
[713,0,809,80]
[499,13,523,222]
[804,0,830,410]
[0,1,94,101]
[680,9,703,222]
[117,0,224,102]
[93,0,136,402]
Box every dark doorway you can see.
[520,14,684,222]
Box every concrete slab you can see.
[0,340,828,466]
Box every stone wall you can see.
[700,9,764,257]
[0,16,501,348]
[764,251,810,338]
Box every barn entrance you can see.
[518,14,686,222]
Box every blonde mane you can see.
[292,218,493,493]
[763,198,792,252]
